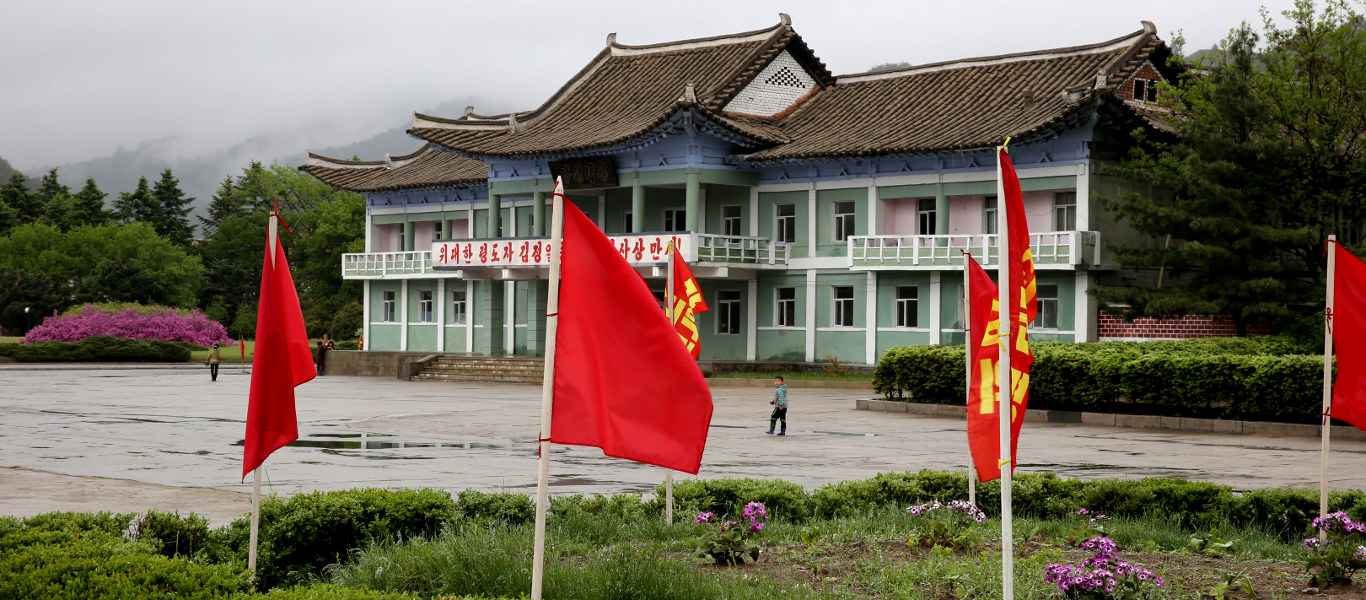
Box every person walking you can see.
[766,375,788,436]
[207,343,221,382]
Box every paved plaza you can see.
[4,364,1366,525]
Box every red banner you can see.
[669,246,709,358]
[965,255,1004,481]
[1333,243,1366,431]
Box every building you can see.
[302,15,1175,363]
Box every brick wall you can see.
[1097,311,1275,340]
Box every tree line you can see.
[0,162,364,340]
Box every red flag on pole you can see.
[965,255,1005,481]
[1332,244,1366,431]
[242,231,315,480]
[550,199,714,474]
[669,246,709,359]
[1001,149,1035,465]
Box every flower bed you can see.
[24,303,231,347]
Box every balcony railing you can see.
[343,233,793,279]
[847,231,1101,269]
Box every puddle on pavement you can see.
[710,424,747,429]
[230,434,504,453]
[811,430,875,437]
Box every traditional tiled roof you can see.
[409,15,829,158]
[300,144,487,192]
[740,23,1171,161]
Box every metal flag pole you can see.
[248,209,280,581]
[1321,234,1337,530]
[963,251,976,506]
[665,244,677,525]
[531,178,566,600]
[995,145,1015,600]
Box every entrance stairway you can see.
[409,355,545,384]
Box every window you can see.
[833,201,856,241]
[449,290,467,325]
[775,287,796,327]
[664,208,686,232]
[1036,284,1059,329]
[918,198,937,235]
[775,204,796,243]
[1054,192,1077,231]
[717,290,741,335]
[722,205,742,236]
[418,290,434,322]
[623,210,632,233]
[983,196,997,235]
[1133,79,1158,102]
[832,286,854,327]
[895,286,918,328]
[382,291,396,322]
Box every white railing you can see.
[847,231,1101,267]
[694,234,792,265]
[342,251,437,278]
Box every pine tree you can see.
[150,168,195,246]
[35,168,76,231]
[114,176,155,224]
[0,171,40,228]
[199,175,246,237]
[72,178,109,227]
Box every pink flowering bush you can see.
[1303,511,1366,588]
[24,304,231,347]
[905,500,987,551]
[693,501,767,565]
[1045,536,1164,599]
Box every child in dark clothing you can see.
[767,376,787,435]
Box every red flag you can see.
[1000,149,1035,468]
[1333,244,1366,430]
[242,230,315,479]
[669,246,709,359]
[965,255,1005,481]
[551,196,714,474]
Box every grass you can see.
[708,371,873,382]
[0,336,22,344]
[189,340,255,364]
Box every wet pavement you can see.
[3,364,1366,525]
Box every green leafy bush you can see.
[246,584,420,599]
[873,345,965,401]
[550,493,656,520]
[221,488,457,589]
[454,490,535,525]
[0,336,196,362]
[664,477,812,522]
[128,510,210,558]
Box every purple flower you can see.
[749,521,764,533]
[695,512,715,524]
[742,501,768,520]
[1078,508,1090,515]
[24,304,230,347]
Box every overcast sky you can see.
[1,0,1302,171]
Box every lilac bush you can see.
[1045,536,1164,599]
[1303,511,1366,588]
[24,304,232,347]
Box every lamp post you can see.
[24,306,30,334]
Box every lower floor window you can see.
[449,290,467,325]
[382,291,396,322]
[717,290,741,335]
[418,290,434,322]
[832,286,854,327]
[895,286,918,327]
[1035,284,1059,329]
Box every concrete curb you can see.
[856,398,1366,441]
[707,378,872,389]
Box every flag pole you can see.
[665,245,677,525]
[248,209,279,582]
[995,145,1014,600]
[963,251,976,506]
[1321,234,1337,528]
[531,179,566,600]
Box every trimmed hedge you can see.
[661,477,813,522]
[873,337,1327,423]
[0,335,197,362]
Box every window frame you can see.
[983,196,997,235]
[1035,283,1060,330]
[775,203,796,243]
[833,201,856,242]
[775,286,796,327]
[895,286,918,328]
[1053,192,1077,231]
[721,205,743,237]
[917,198,937,235]
[663,208,687,232]
[449,289,467,325]
[382,290,396,322]
[831,285,855,327]
[716,289,742,335]
[418,290,434,323]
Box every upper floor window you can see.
[775,204,796,243]
[722,205,743,236]
[831,286,854,327]
[1054,192,1077,231]
[382,291,396,322]
[833,201,856,242]
[895,286,918,328]
[418,290,434,323]
[775,287,796,327]
[623,210,633,233]
[918,198,938,235]
[1036,284,1059,329]
[716,290,741,335]
[1133,78,1159,102]
[983,196,997,235]
[449,290,467,325]
[664,208,686,232]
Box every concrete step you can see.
[408,355,545,383]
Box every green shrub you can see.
[665,477,812,522]
[454,490,535,525]
[813,472,931,518]
[224,488,457,589]
[873,345,965,401]
[14,510,136,536]
[550,493,656,520]
[0,336,195,362]
[1230,488,1320,538]
[246,584,421,599]
[128,510,210,558]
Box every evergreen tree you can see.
[199,175,246,237]
[72,178,109,227]
[113,176,155,224]
[150,168,195,246]
[35,168,76,231]
[1100,0,1366,336]
[0,171,39,229]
